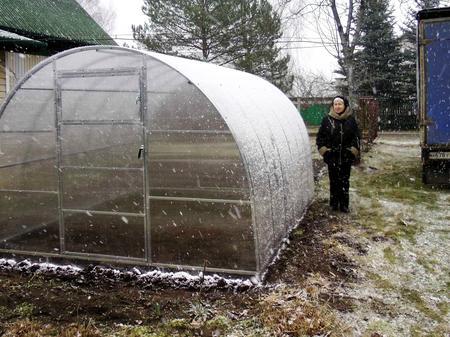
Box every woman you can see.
[316,96,360,213]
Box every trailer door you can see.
[423,20,450,145]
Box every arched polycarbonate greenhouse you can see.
[0,46,314,277]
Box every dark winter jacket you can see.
[316,107,361,165]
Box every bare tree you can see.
[311,0,450,104]
[76,0,116,34]
[291,66,336,97]
[285,1,364,105]
[317,0,365,106]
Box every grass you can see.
[205,315,231,332]
[416,256,437,274]
[366,272,395,292]
[115,326,155,337]
[0,306,12,320]
[14,303,35,319]
[1,319,103,337]
[165,318,189,330]
[384,217,422,244]
[383,247,397,264]
[399,288,443,323]
[353,162,438,207]
[0,316,239,337]
[354,205,385,235]
[366,272,445,323]
[259,288,350,336]
[367,272,395,291]
[436,301,449,316]
[369,299,399,318]
[226,317,271,337]
[355,205,421,243]
[186,300,215,323]
[411,324,450,337]
[362,320,395,337]
[112,314,230,337]
[352,161,430,245]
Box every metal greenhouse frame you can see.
[0,46,314,278]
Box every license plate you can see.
[429,152,450,159]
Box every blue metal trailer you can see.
[417,7,450,185]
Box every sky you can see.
[99,0,147,42]
[99,0,414,80]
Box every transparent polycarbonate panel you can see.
[21,62,54,89]
[0,89,54,131]
[0,191,59,253]
[146,57,182,93]
[56,49,144,71]
[61,125,143,168]
[60,89,140,121]
[59,74,139,92]
[147,92,227,131]
[0,160,57,192]
[150,200,255,270]
[64,212,145,258]
[235,90,313,270]
[151,51,315,272]
[0,132,55,165]
[0,132,57,191]
[148,131,250,200]
[146,65,227,131]
[62,168,144,214]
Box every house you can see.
[0,0,116,102]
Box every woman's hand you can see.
[344,148,357,163]
[323,151,333,164]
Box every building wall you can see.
[5,52,46,92]
[0,52,46,104]
[0,52,6,103]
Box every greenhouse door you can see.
[56,68,148,262]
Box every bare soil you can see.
[0,193,358,336]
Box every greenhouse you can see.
[0,46,313,277]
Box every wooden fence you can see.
[378,98,418,131]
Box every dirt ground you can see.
[0,132,448,337]
[0,195,355,336]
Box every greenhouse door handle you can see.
[138,145,144,159]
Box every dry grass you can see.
[2,319,103,337]
[1,320,54,337]
[259,287,351,337]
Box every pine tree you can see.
[353,0,403,99]
[231,1,293,92]
[132,0,293,93]
[132,0,238,61]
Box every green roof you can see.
[0,0,116,51]
[0,28,48,52]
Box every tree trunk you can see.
[328,0,363,107]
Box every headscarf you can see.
[329,95,352,120]
[332,95,349,109]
